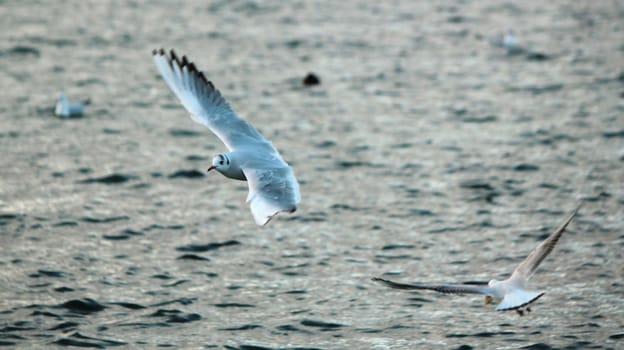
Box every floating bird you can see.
[489,29,517,49]
[55,92,90,118]
[373,205,581,315]
[152,49,301,226]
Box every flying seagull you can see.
[152,49,301,226]
[373,205,581,315]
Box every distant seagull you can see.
[488,29,516,49]
[55,92,90,118]
[373,205,581,315]
[152,49,301,226]
[501,30,516,49]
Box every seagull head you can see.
[57,92,67,103]
[207,153,231,173]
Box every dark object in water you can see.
[302,73,321,86]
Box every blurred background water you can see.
[0,1,623,349]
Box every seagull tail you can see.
[248,194,295,226]
[495,290,545,311]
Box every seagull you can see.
[152,49,301,226]
[372,205,581,315]
[488,29,516,49]
[55,92,90,118]
[501,29,516,49]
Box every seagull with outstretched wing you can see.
[373,205,581,315]
[152,49,300,226]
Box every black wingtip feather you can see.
[199,72,209,85]
[371,277,415,290]
[155,49,224,100]
[169,49,179,64]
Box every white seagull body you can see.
[489,29,517,49]
[373,205,581,314]
[152,49,300,226]
[55,92,90,118]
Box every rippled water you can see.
[1,1,623,349]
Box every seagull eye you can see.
[219,160,224,165]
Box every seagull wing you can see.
[372,277,495,296]
[511,204,581,280]
[495,290,545,311]
[243,165,300,226]
[152,49,275,154]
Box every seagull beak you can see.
[207,165,216,172]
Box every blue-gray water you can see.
[1,1,623,349]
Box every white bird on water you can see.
[373,205,581,315]
[488,29,516,49]
[152,49,301,226]
[55,92,90,118]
